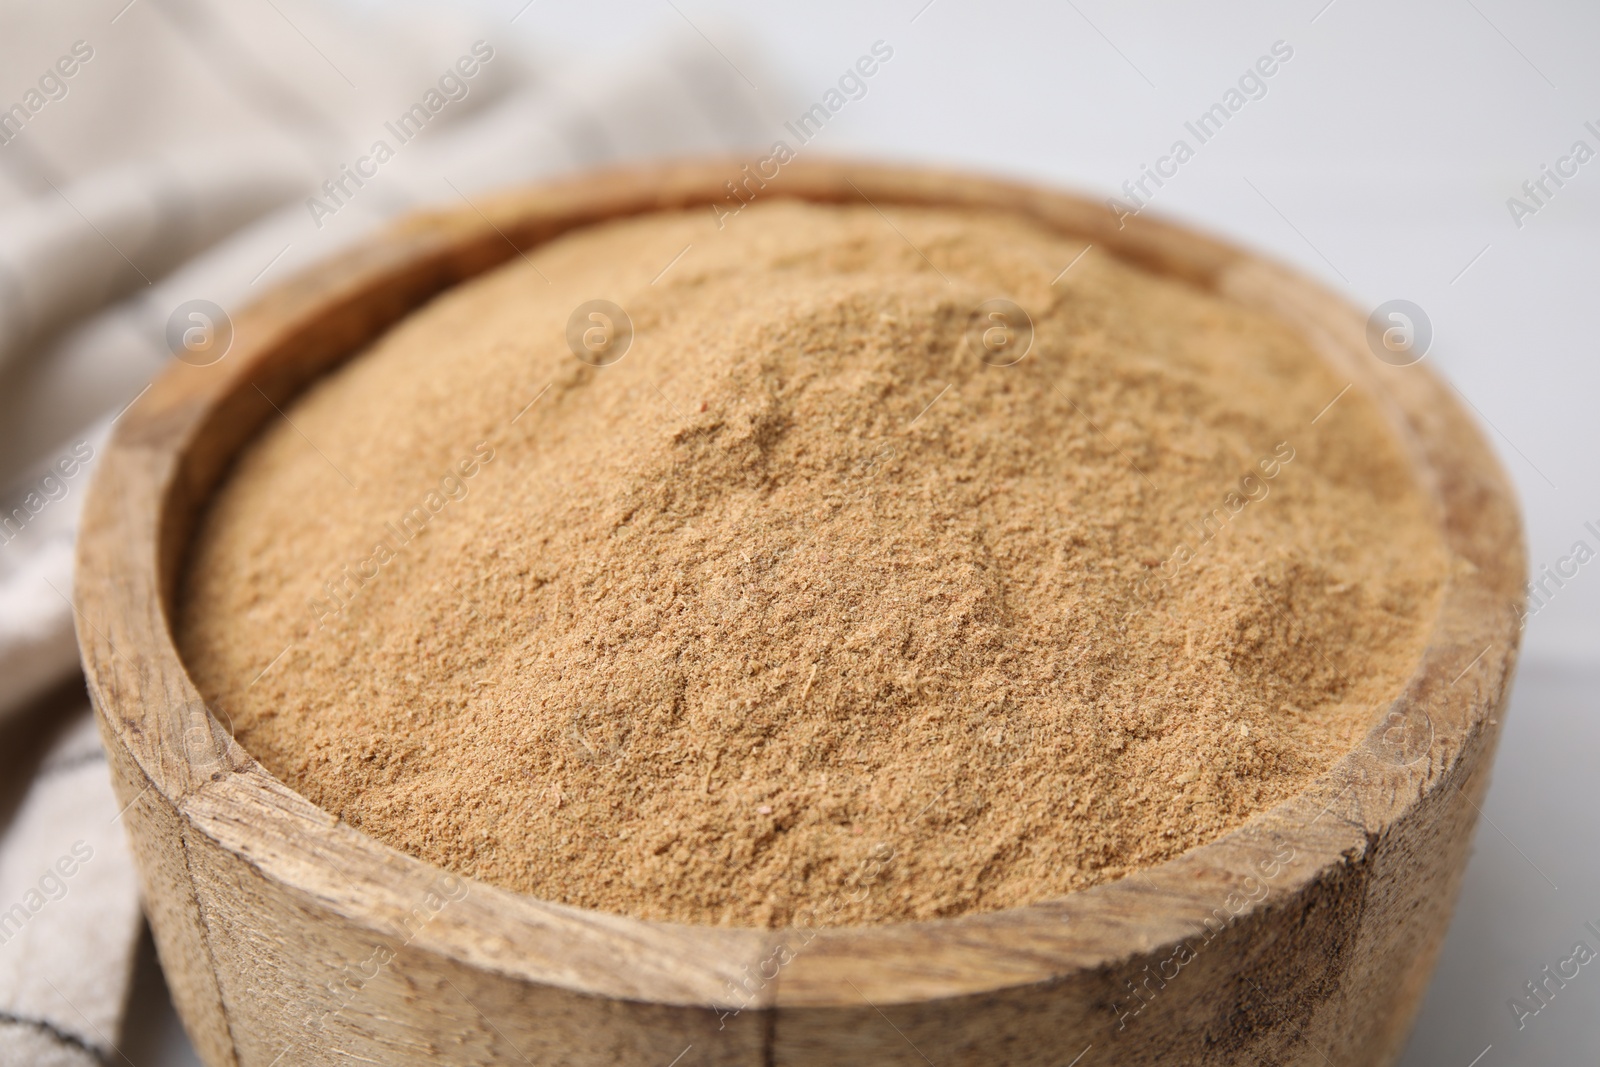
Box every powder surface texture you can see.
[179,199,1447,927]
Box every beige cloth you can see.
[0,705,140,1067]
[0,1,790,1061]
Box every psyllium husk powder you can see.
[178,199,1447,927]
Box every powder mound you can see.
[179,199,1448,927]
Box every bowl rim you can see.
[74,157,1525,1011]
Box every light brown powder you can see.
[179,199,1447,927]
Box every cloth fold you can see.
[0,701,141,1067]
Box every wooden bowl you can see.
[76,160,1524,1066]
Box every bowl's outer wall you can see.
[76,160,1525,1066]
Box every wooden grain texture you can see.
[74,159,1526,1066]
